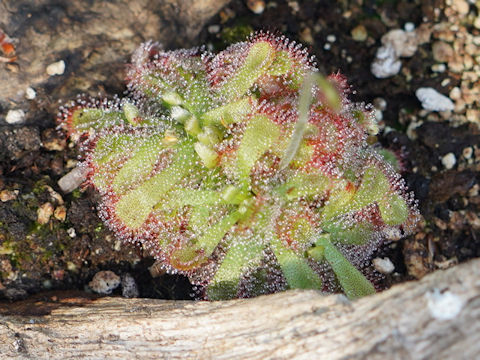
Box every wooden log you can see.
[0,258,479,359]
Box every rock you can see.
[351,25,367,42]
[371,45,402,78]
[372,257,395,274]
[381,29,418,57]
[37,202,54,225]
[404,22,415,32]
[415,87,455,112]
[25,87,36,100]
[5,109,26,124]
[58,166,88,193]
[432,41,454,62]
[88,271,121,295]
[451,0,469,15]
[46,60,65,76]
[121,273,139,298]
[67,227,76,238]
[449,87,462,100]
[54,205,67,221]
[246,0,265,14]
[441,152,456,170]
[0,190,17,202]
[466,109,480,124]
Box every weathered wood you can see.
[0,258,479,359]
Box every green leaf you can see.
[114,142,196,229]
[237,114,280,178]
[112,134,164,195]
[207,239,265,300]
[123,103,140,125]
[276,171,330,200]
[378,193,409,225]
[194,142,218,169]
[321,221,373,246]
[351,166,390,209]
[220,41,275,100]
[201,97,252,126]
[271,236,322,290]
[70,108,126,133]
[316,236,375,300]
[321,181,356,221]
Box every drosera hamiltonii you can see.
[58,32,418,300]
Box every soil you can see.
[0,0,479,301]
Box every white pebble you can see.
[326,34,336,42]
[373,257,395,274]
[58,166,88,193]
[381,29,418,57]
[25,87,36,100]
[67,227,76,238]
[46,60,65,76]
[371,45,402,78]
[426,289,465,321]
[404,22,415,32]
[89,271,121,295]
[5,109,26,124]
[441,152,456,170]
[431,64,446,73]
[415,87,455,112]
[207,25,220,34]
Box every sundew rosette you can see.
[59,32,418,300]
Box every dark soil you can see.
[1,0,479,301]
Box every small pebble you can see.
[246,0,265,14]
[46,60,65,76]
[121,273,139,298]
[415,87,455,112]
[88,271,121,295]
[373,257,395,274]
[67,227,76,238]
[54,205,67,221]
[371,45,402,78]
[381,29,418,57]
[404,22,415,32]
[373,97,387,111]
[58,166,88,193]
[0,190,17,202]
[5,109,26,124]
[432,41,454,63]
[462,147,473,159]
[449,87,462,100]
[474,16,480,30]
[351,25,367,42]
[441,152,456,169]
[451,0,469,15]
[207,25,220,34]
[326,34,336,42]
[25,87,36,100]
[37,202,54,225]
[431,64,446,72]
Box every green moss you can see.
[221,24,254,46]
